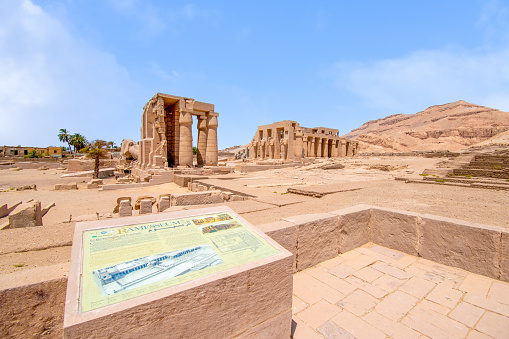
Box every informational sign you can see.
[80,211,280,313]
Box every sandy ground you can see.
[0,156,507,280]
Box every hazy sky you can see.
[1,0,508,149]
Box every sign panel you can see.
[80,211,279,312]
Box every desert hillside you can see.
[343,100,509,152]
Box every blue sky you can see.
[1,0,509,149]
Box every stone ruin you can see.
[139,93,218,168]
[250,120,359,161]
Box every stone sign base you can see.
[63,206,293,338]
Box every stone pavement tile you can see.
[404,263,447,284]
[306,266,357,295]
[292,315,323,339]
[487,281,509,306]
[293,272,324,305]
[401,314,452,339]
[408,301,469,338]
[362,311,420,339]
[391,254,418,269]
[338,249,362,261]
[372,273,406,292]
[449,302,485,328]
[398,276,437,299]
[317,320,355,339]
[463,293,509,317]
[344,276,388,299]
[417,258,468,278]
[475,311,509,339]
[319,255,347,269]
[295,272,346,304]
[459,273,493,297]
[371,262,413,280]
[425,281,464,309]
[342,254,377,270]
[293,295,309,314]
[355,246,397,264]
[466,330,494,339]
[296,299,342,329]
[329,263,356,279]
[331,310,386,339]
[337,289,378,317]
[368,244,406,260]
[352,266,383,283]
[375,290,419,321]
[416,299,451,315]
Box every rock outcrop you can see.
[344,101,509,152]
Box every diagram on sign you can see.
[93,244,223,296]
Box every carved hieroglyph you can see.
[140,93,219,168]
[250,120,358,161]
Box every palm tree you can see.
[86,140,108,179]
[70,133,87,153]
[58,129,73,158]
[107,141,114,149]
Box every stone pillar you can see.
[178,110,194,167]
[196,116,207,166]
[295,131,303,161]
[346,142,352,156]
[340,141,347,157]
[333,140,339,157]
[310,138,315,157]
[303,137,308,157]
[317,138,322,157]
[268,139,274,159]
[323,139,329,158]
[205,114,218,166]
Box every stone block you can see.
[55,183,78,190]
[86,183,99,189]
[0,277,67,338]
[330,205,371,253]
[117,177,130,184]
[196,184,208,192]
[158,196,170,212]
[230,195,245,202]
[282,213,339,271]
[139,199,153,214]
[170,191,224,206]
[419,214,501,279]
[118,200,132,217]
[370,207,420,256]
[501,229,509,282]
[8,201,43,228]
[0,201,21,218]
[90,179,103,185]
[257,220,297,271]
[222,191,233,201]
[191,183,198,192]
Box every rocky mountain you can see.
[343,101,509,152]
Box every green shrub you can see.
[419,173,429,176]
[435,179,445,183]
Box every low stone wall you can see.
[258,205,509,281]
[67,159,119,173]
[170,191,223,206]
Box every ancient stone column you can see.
[295,131,303,160]
[310,138,315,157]
[346,142,353,156]
[197,116,207,166]
[323,139,329,158]
[205,114,218,166]
[340,141,347,157]
[178,110,194,167]
[317,138,322,157]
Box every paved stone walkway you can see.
[291,243,509,339]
